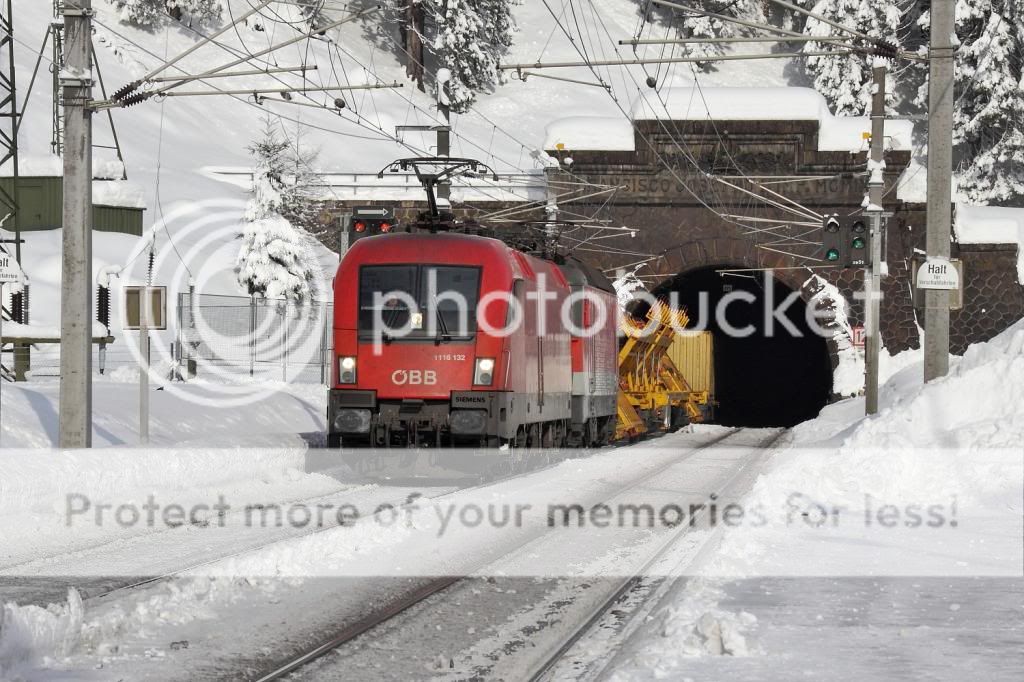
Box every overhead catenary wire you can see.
[145,64,317,83]
[141,0,276,82]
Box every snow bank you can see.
[0,447,308,523]
[0,589,84,679]
[955,203,1024,282]
[543,116,635,152]
[608,579,758,678]
[631,87,913,152]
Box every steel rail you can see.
[526,429,786,682]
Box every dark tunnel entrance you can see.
[653,267,833,428]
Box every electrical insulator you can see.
[122,92,150,108]
[112,80,141,102]
[10,291,23,324]
[872,40,899,60]
[97,285,111,329]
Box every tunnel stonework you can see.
[543,118,1024,358]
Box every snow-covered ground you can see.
[2,3,1022,680]
[0,315,1020,678]
[603,319,1024,680]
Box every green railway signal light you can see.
[822,214,847,266]
[852,236,866,250]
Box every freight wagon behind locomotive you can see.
[328,232,619,448]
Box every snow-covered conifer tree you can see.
[279,126,329,244]
[429,0,516,112]
[948,0,1024,204]
[236,119,319,304]
[109,0,222,28]
[631,1,760,72]
[110,0,165,26]
[802,0,903,115]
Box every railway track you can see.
[525,428,787,682]
[250,427,780,682]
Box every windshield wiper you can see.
[429,295,452,344]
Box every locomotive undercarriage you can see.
[328,389,610,450]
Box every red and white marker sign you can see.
[851,325,866,348]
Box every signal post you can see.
[821,64,887,416]
[864,64,887,415]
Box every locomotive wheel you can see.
[541,423,554,449]
[586,419,599,448]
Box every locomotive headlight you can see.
[338,356,357,384]
[474,357,496,386]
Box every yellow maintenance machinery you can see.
[615,301,707,441]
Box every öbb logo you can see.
[391,369,437,385]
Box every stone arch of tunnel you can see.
[649,239,836,428]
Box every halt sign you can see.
[912,257,964,310]
[916,258,960,290]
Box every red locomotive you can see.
[328,231,619,448]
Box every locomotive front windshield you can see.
[358,264,481,339]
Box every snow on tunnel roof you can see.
[632,86,830,122]
[543,116,636,153]
[956,203,1024,283]
[544,87,912,153]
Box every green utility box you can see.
[0,176,144,236]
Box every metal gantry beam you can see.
[619,36,852,46]
[0,0,20,263]
[51,0,64,154]
[499,51,855,71]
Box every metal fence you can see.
[1,292,334,384]
[176,292,333,385]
